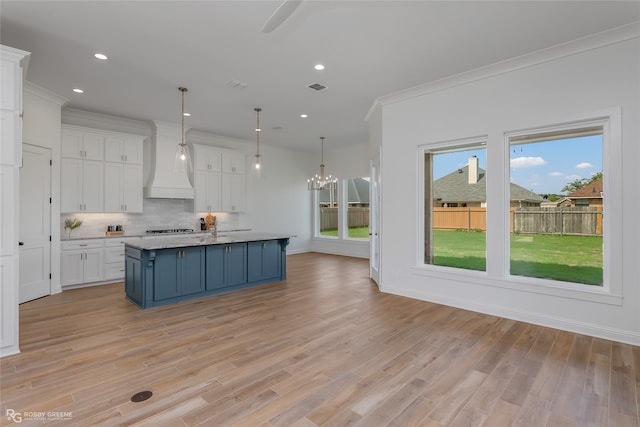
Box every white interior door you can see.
[370,152,381,285]
[19,144,51,303]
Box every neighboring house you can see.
[433,156,543,208]
[557,178,603,207]
[318,177,370,207]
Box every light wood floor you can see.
[2,253,639,426]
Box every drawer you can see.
[106,246,125,263]
[62,239,104,250]
[105,263,125,280]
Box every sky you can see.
[433,135,602,195]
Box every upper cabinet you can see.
[61,129,104,161]
[61,125,144,213]
[194,145,221,172]
[222,151,244,174]
[104,136,142,164]
[190,144,245,213]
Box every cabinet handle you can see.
[262,243,266,249]
[79,244,88,247]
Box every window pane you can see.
[427,146,487,271]
[509,130,603,286]
[347,177,370,240]
[319,185,338,237]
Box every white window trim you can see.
[415,108,622,306]
[416,135,488,267]
[503,111,622,302]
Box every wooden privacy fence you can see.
[433,206,603,235]
[320,207,369,231]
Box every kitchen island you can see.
[124,232,290,309]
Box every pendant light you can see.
[307,137,337,190]
[173,87,191,172]
[254,107,262,170]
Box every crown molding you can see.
[374,21,640,108]
[62,108,150,137]
[24,81,68,106]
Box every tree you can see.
[561,171,603,194]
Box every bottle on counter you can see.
[200,218,206,231]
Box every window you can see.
[508,126,603,286]
[318,184,338,238]
[316,177,370,241]
[423,142,487,272]
[346,178,370,239]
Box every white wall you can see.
[23,83,67,295]
[375,26,640,344]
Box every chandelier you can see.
[254,107,261,170]
[307,137,337,190]
[173,86,191,172]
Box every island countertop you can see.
[124,231,291,251]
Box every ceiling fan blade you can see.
[261,0,302,33]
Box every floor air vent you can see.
[307,82,327,91]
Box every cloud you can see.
[564,174,582,181]
[510,156,547,168]
[576,162,593,169]
[548,171,563,177]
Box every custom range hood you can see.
[144,120,194,199]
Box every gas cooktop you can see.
[145,228,194,234]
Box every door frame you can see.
[19,143,52,303]
[369,148,381,286]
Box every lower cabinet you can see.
[125,254,142,306]
[61,240,104,286]
[205,243,247,290]
[154,246,205,301]
[247,240,282,282]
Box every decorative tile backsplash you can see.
[60,199,242,239]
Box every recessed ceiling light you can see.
[300,114,308,118]
[94,53,108,60]
[314,64,325,71]
[183,112,191,117]
[73,88,84,94]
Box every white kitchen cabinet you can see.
[61,125,143,213]
[61,128,104,161]
[61,157,104,213]
[1,45,29,357]
[194,169,221,212]
[221,173,244,212]
[194,145,221,172]
[61,239,104,287]
[191,144,245,213]
[104,161,142,213]
[222,151,244,174]
[105,136,142,164]
[105,239,128,280]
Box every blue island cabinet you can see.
[247,240,283,282]
[154,246,206,300]
[125,237,289,309]
[205,243,247,290]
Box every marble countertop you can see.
[124,231,291,250]
[61,229,251,241]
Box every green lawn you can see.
[432,230,603,286]
[320,227,370,239]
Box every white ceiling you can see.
[2,1,639,152]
